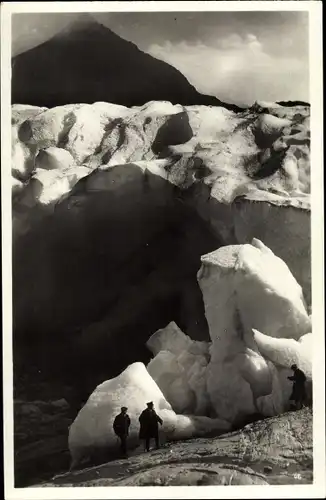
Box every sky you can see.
[12,11,309,106]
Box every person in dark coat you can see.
[139,402,163,452]
[288,364,307,410]
[113,406,131,457]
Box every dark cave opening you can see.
[13,164,222,406]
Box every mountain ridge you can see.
[12,17,243,112]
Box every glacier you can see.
[69,239,312,465]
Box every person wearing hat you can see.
[113,406,131,457]
[288,364,307,410]
[138,402,163,452]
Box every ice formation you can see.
[68,240,312,465]
[146,322,210,415]
[13,100,312,461]
[198,238,311,342]
[12,100,311,303]
[145,240,311,425]
[68,362,230,467]
[253,329,312,378]
[12,100,310,201]
[200,239,311,423]
[35,146,75,171]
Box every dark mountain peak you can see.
[12,19,244,112]
[53,13,114,39]
[276,100,310,107]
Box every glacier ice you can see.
[253,328,312,379]
[198,238,311,342]
[68,240,312,465]
[147,321,195,356]
[146,322,210,415]
[69,362,230,468]
[197,239,311,423]
[35,146,74,171]
[30,165,91,206]
[145,240,311,425]
[13,101,312,306]
[12,100,313,470]
[69,362,171,466]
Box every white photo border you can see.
[1,2,324,499]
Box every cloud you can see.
[147,33,308,105]
[12,13,80,56]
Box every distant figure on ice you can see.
[113,406,131,458]
[139,402,163,452]
[288,364,307,410]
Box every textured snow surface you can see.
[12,100,311,304]
[12,100,311,303]
[12,100,310,207]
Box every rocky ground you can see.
[25,408,312,487]
[14,398,74,486]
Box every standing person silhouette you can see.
[139,402,163,452]
[113,406,131,458]
[288,364,307,410]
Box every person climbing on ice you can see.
[138,402,163,452]
[288,364,307,410]
[113,406,131,458]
